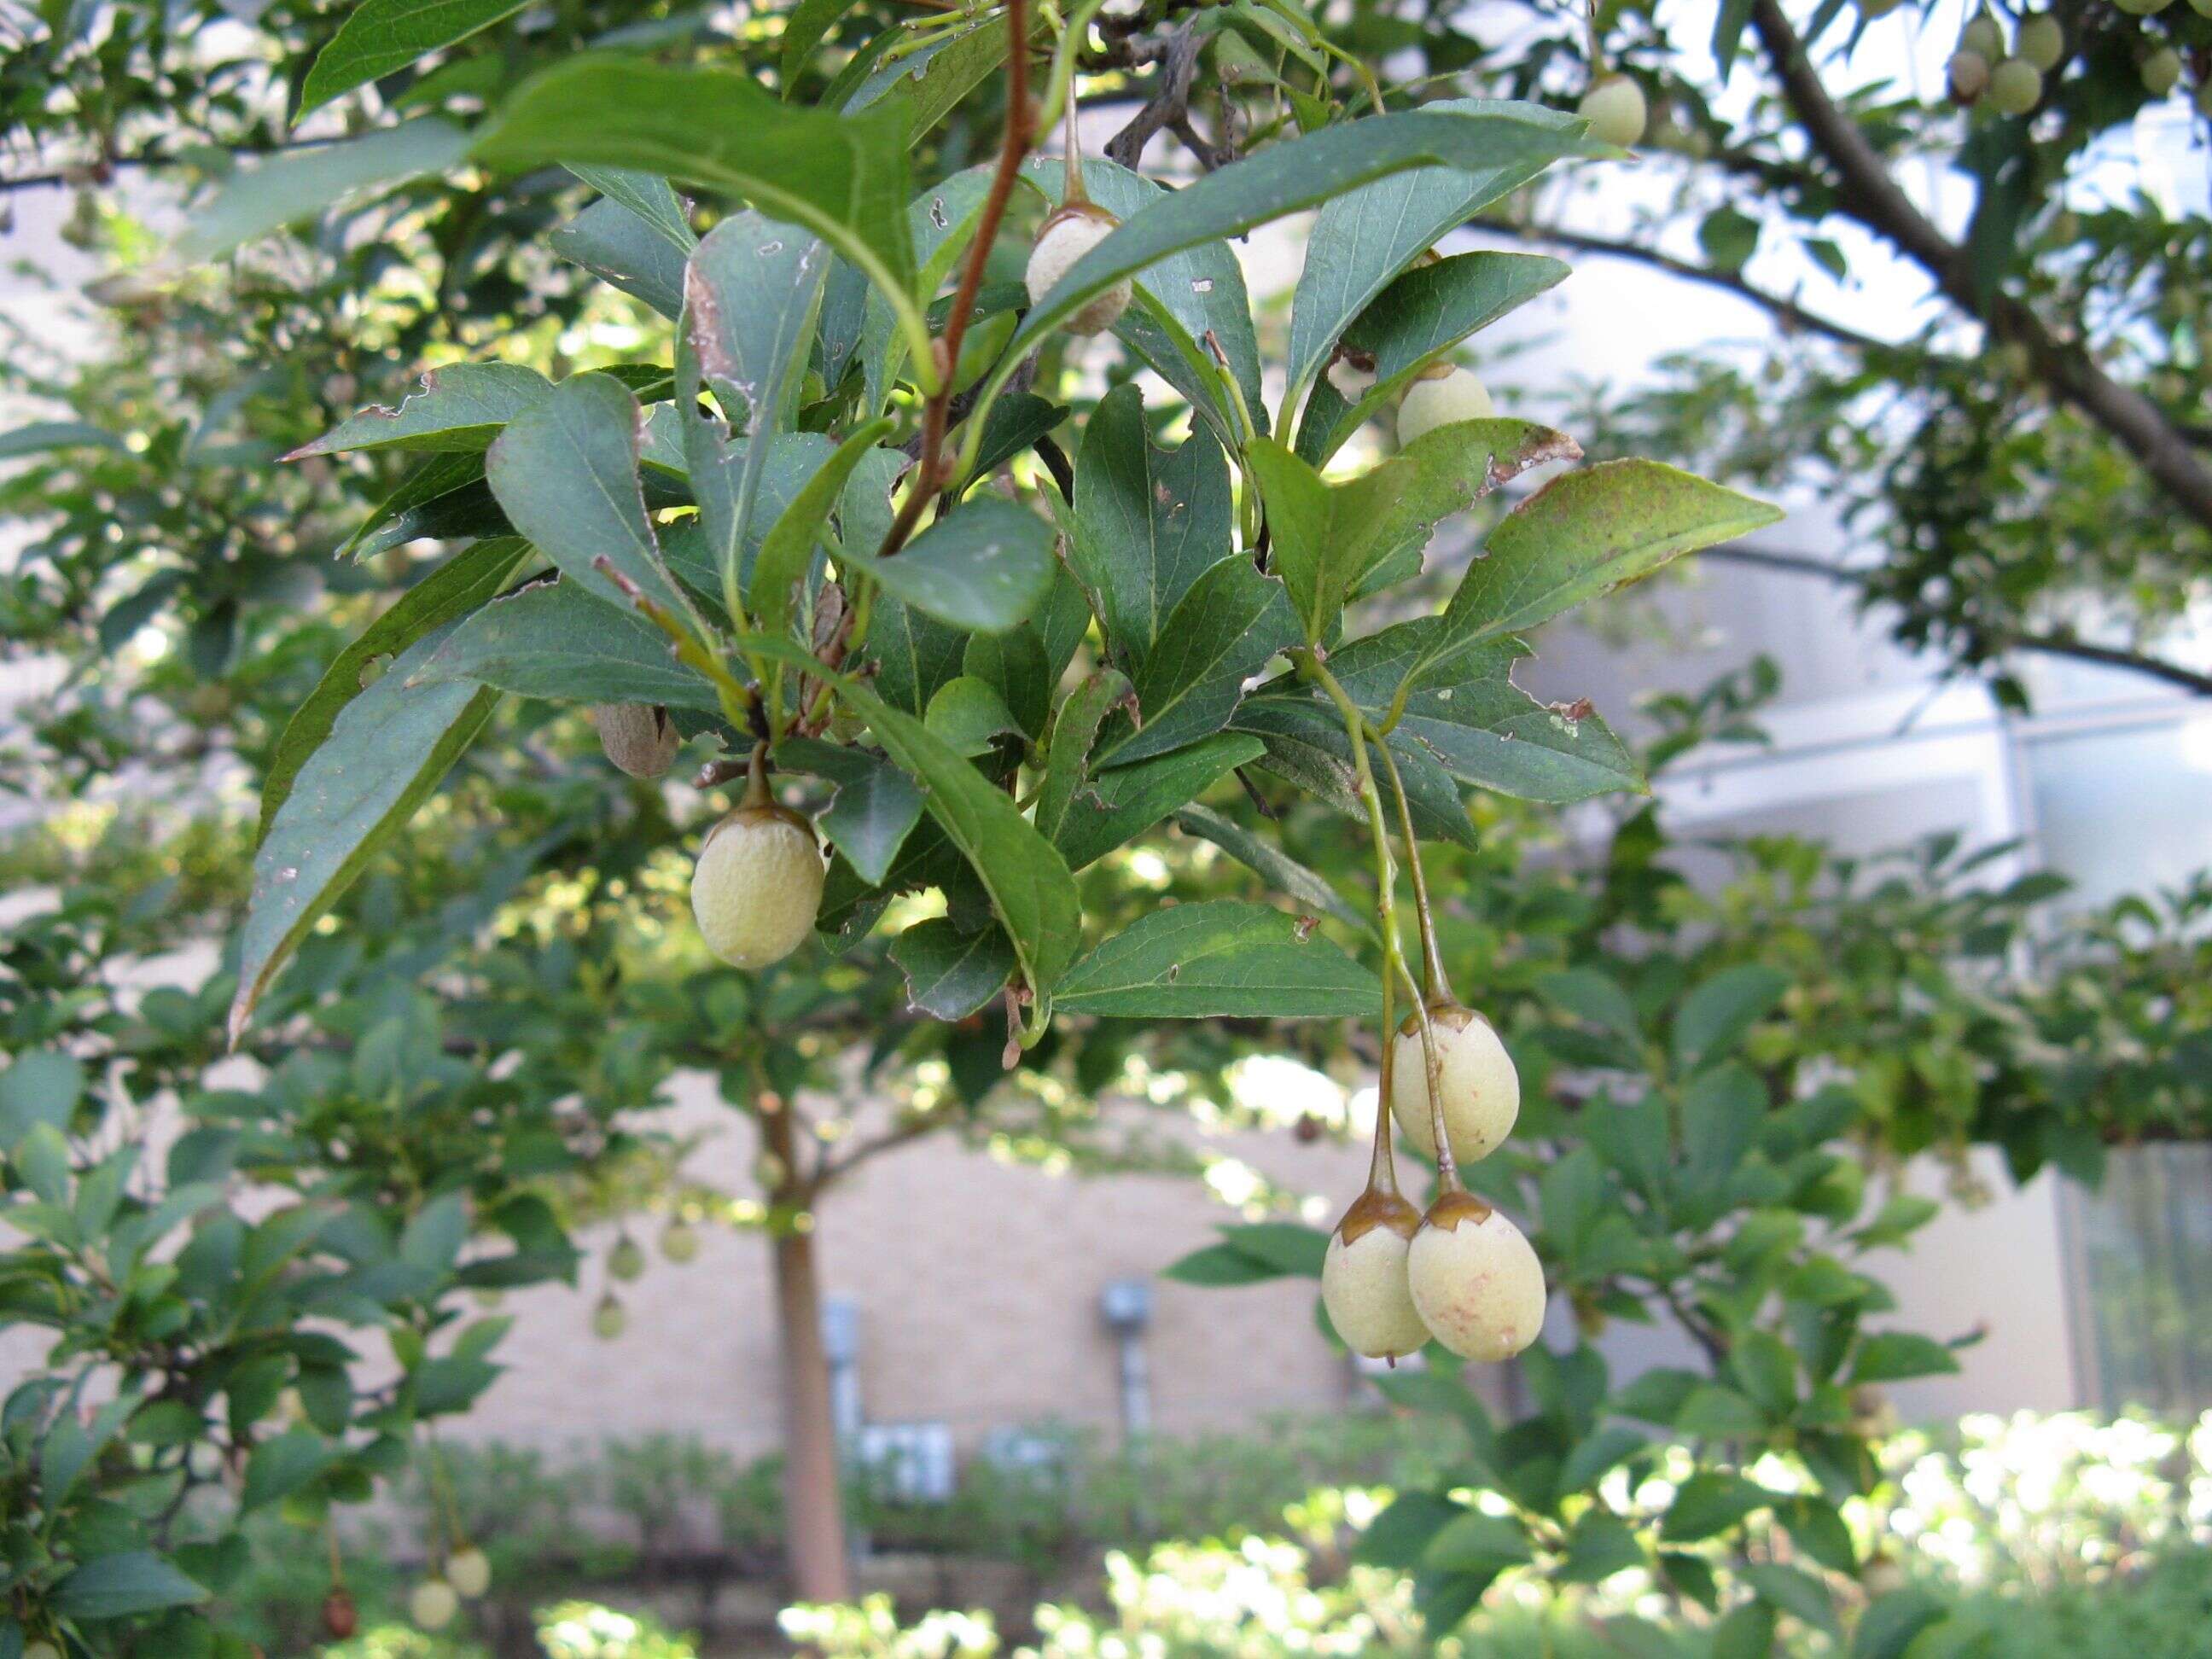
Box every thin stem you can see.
[1371,729,1453,1006]
[1301,651,1459,1193]
[591,556,761,732]
[876,0,1037,562]
[1368,944,1402,1198]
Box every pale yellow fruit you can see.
[661,1220,700,1262]
[591,1294,626,1342]
[1025,206,1131,335]
[1388,1004,1519,1165]
[446,1545,492,1599]
[1577,74,1648,148]
[1321,1192,1429,1360]
[1960,15,2003,58]
[2015,15,2063,71]
[26,1643,62,1659]
[690,804,824,969]
[1396,368,1495,446]
[2141,48,2181,96]
[410,1579,460,1631]
[1406,1194,1546,1362]
[1948,49,1991,102]
[1987,58,2043,114]
[594,703,680,778]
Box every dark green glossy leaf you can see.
[410,576,717,711]
[890,918,1015,1020]
[844,498,1056,633]
[1055,901,1382,1019]
[1097,558,1298,768]
[300,0,530,117]
[777,738,925,888]
[290,362,552,457]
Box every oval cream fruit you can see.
[410,1579,459,1632]
[1406,1193,1547,1361]
[691,803,824,969]
[1026,205,1131,335]
[1388,1004,1519,1165]
[1987,57,2043,114]
[1396,367,1494,446]
[1577,74,1648,148]
[1321,1190,1429,1360]
[446,1546,492,1599]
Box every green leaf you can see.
[848,13,1019,140]
[1331,628,1644,804]
[1659,1472,1770,1541]
[288,362,552,457]
[230,626,500,1043]
[1169,804,1372,938]
[1535,968,1641,1045]
[1284,99,1583,403]
[1848,1332,1962,1385]
[1559,1423,1648,1494]
[1055,901,1382,1019]
[1051,733,1264,871]
[781,0,866,82]
[471,57,915,304]
[1444,458,1784,644]
[338,451,497,561]
[49,1552,208,1621]
[482,371,690,620]
[890,918,1015,1020]
[1744,1562,1836,1633]
[1097,557,1298,767]
[1779,1497,1857,1574]
[1231,690,1478,849]
[1711,1600,1778,1659]
[1729,1330,1799,1419]
[399,1190,469,1274]
[1853,1588,1951,1659]
[750,418,897,638]
[1214,1221,1330,1277]
[0,420,125,458]
[550,196,690,319]
[1251,420,1576,644]
[1353,1492,1463,1569]
[1068,385,1235,671]
[1422,1511,1533,1575]
[299,0,532,118]
[0,1051,85,1151]
[177,119,469,262]
[680,212,835,616]
[1557,1508,1644,1583]
[1299,250,1570,463]
[412,575,718,710]
[1035,668,1135,845]
[1673,964,1790,1072]
[838,684,1081,998]
[926,676,1022,756]
[859,168,1010,412]
[1161,1242,1284,1285]
[241,1428,338,1511]
[843,498,1055,634]
[777,738,924,887]
[260,538,525,838]
[1016,103,1592,363]
[568,166,698,250]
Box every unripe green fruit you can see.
[1388,1003,1519,1165]
[1987,57,2043,114]
[594,703,680,779]
[608,1236,646,1282]
[411,1578,460,1631]
[1960,15,2003,59]
[592,1294,626,1341]
[1025,205,1130,335]
[2115,0,2172,14]
[690,803,824,969]
[2015,15,2063,71]
[1948,50,1991,102]
[2191,0,2212,17]
[1321,1190,1429,1360]
[1396,367,1494,446]
[1577,74,1648,148]
[1406,1192,1546,1362]
[2141,47,2181,96]
[446,1545,492,1598]
[661,1220,700,1262]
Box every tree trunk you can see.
[764,1097,852,1605]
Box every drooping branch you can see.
[1746,0,2212,535]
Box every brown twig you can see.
[873,0,1037,565]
